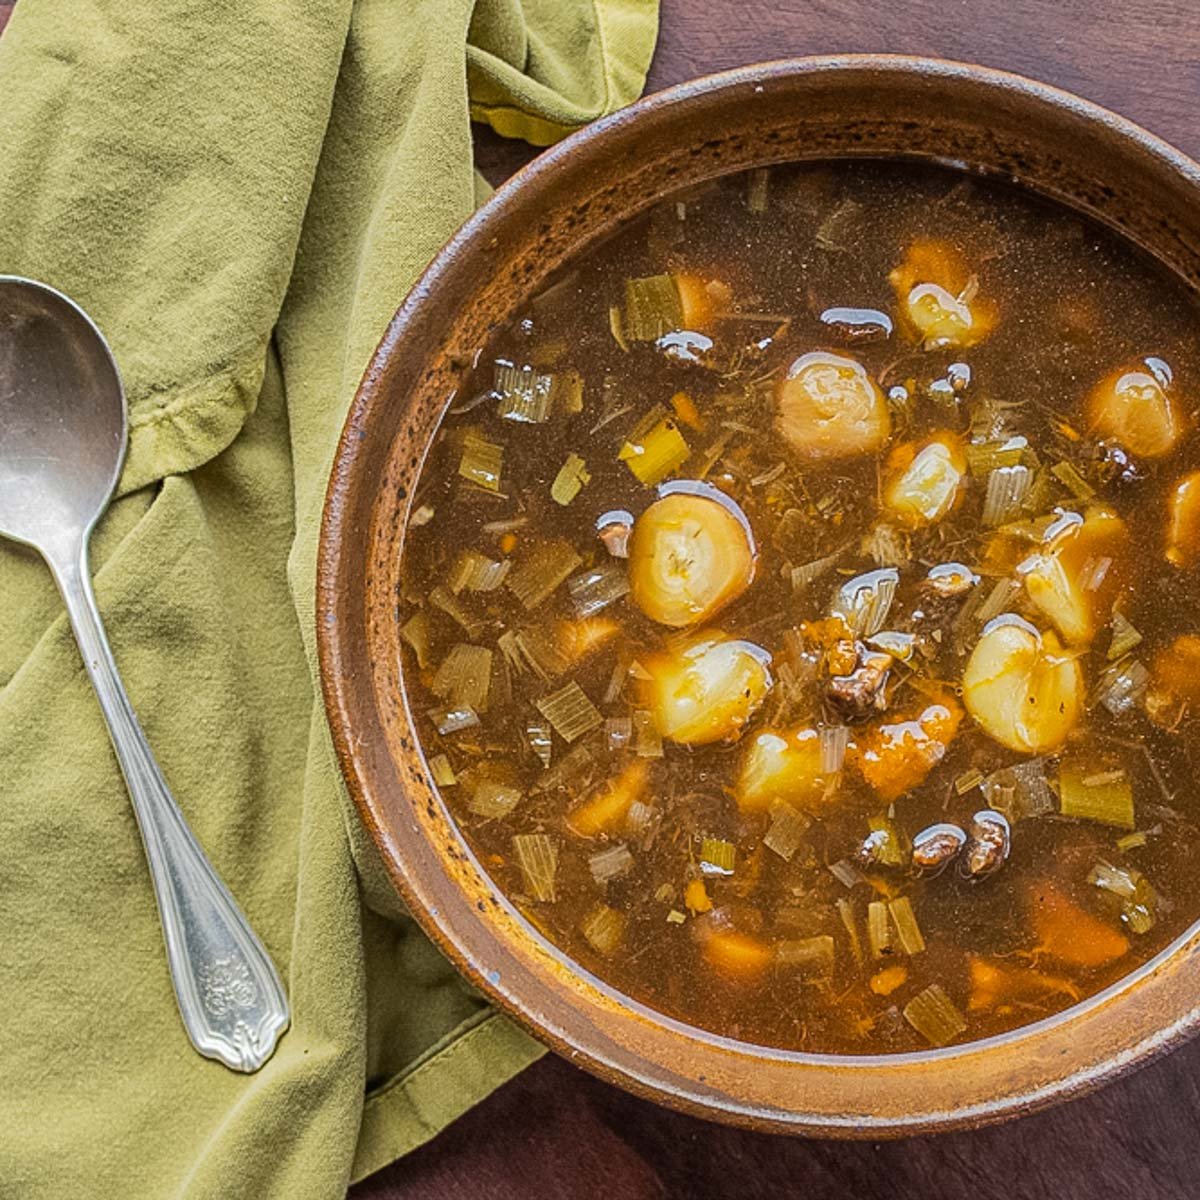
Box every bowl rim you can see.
[317,52,1200,1135]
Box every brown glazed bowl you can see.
[317,56,1200,1135]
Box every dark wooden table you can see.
[5,1,1199,1196]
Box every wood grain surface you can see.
[3,1,1199,1196]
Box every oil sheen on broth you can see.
[398,161,1200,1054]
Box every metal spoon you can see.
[0,276,288,1072]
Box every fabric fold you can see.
[0,0,657,1195]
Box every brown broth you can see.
[398,160,1200,1054]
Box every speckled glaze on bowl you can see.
[317,56,1200,1136]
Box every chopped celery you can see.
[604,652,633,705]
[975,577,1021,624]
[622,274,684,341]
[763,804,810,862]
[448,549,511,594]
[1093,656,1149,715]
[828,859,864,889]
[867,900,894,958]
[428,705,479,735]
[632,709,664,758]
[790,546,843,592]
[581,904,627,954]
[1123,880,1159,934]
[666,909,687,925]
[903,984,967,1047]
[524,718,553,768]
[1107,612,1143,661]
[699,837,737,876]
[550,453,591,505]
[494,361,554,424]
[981,464,1033,526]
[506,540,583,609]
[498,627,570,681]
[624,800,657,836]
[431,643,493,712]
[776,935,835,977]
[981,758,1054,823]
[819,724,850,774]
[1088,859,1159,934]
[559,370,585,414]
[467,780,522,819]
[888,896,926,955]
[513,833,559,901]
[588,843,635,884]
[1058,758,1136,829]
[955,768,984,795]
[536,681,602,743]
[746,168,770,214]
[567,562,630,617]
[618,412,690,486]
[604,716,633,752]
[528,630,573,681]
[609,304,629,352]
[1050,459,1096,500]
[458,428,504,492]
[1088,858,1138,899]
[966,436,1028,475]
[865,814,910,867]
[837,897,865,966]
[490,652,512,711]
[535,742,598,794]
[428,754,457,787]
[400,610,433,669]
[831,568,899,637]
[429,585,484,638]
[1116,831,1149,852]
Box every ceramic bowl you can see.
[317,56,1200,1135]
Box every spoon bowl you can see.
[0,278,125,556]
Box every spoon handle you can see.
[49,540,289,1073]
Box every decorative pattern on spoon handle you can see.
[50,544,289,1072]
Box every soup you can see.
[397,160,1200,1054]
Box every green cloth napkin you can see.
[0,2,657,1196]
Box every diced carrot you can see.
[797,616,855,654]
[499,532,518,554]
[1029,881,1129,968]
[869,964,908,996]
[566,761,648,838]
[702,929,772,981]
[1152,633,1200,705]
[684,877,712,915]
[967,954,1081,1013]
[669,390,706,433]
[890,238,971,296]
[852,694,963,803]
[675,274,718,331]
[1152,634,1200,704]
